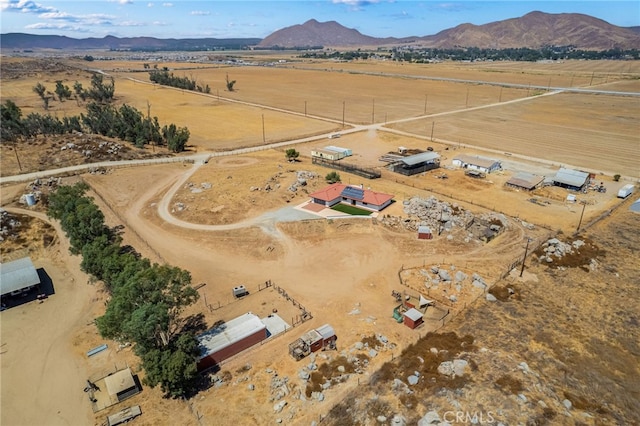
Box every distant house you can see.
[506,172,545,191]
[390,151,440,176]
[452,154,501,173]
[309,183,394,212]
[552,168,590,191]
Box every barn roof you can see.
[400,152,440,166]
[453,154,500,169]
[553,168,589,188]
[324,145,350,153]
[506,172,545,190]
[0,257,40,296]
[104,368,136,396]
[197,312,266,359]
[404,308,423,321]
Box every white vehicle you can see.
[617,184,635,199]
[328,133,341,139]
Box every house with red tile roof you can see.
[308,183,394,212]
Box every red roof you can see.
[309,183,393,207]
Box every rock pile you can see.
[538,237,585,263]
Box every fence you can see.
[312,156,381,179]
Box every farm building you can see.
[418,225,433,239]
[552,168,590,191]
[196,312,268,371]
[452,155,501,173]
[0,257,40,298]
[289,324,337,360]
[309,183,394,212]
[390,152,440,176]
[311,146,352,161]
[506,172,545,191]
[324,146,352,157]
[630,198,640,213]
[403,308,424,329]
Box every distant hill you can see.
[257,12,640,50]
[2,12,639,51]
[0,33,261,51]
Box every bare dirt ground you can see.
[1,56,639,425]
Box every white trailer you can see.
[617,184,635,199]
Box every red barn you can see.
[196,312,267,372]
[418,225,433,240]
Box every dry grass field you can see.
[1,55,639,425]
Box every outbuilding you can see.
[552,168,590,191]
[403,308,424,329]
[104,368,141,403]
[418,225,433,240]
[452,155,501,174]
[324,145,352,157]
[0,257,40,298]
[506,172,545,191]
[390,152,440,176]
[630,198,640,213]
[196,312,268,371]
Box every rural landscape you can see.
[1,8,639,426]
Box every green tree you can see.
[613,174,621,182]
[285,148,300,162]
[55,80,72,102]
[225,73,236,91]
[0,100,23,142]
[325,171,341,183]
[162,124,190,153]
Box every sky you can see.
[1,0,639,39]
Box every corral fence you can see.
[312,157,381,179]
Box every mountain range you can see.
[2,12,639,52]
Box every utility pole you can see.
[12,140,22,172]
[577,201,587,232]
[342,101,345,128]
[424,94,428,114]
[430,121,435,141]
[262,114,265,144]
[304,100,307,117]
[372,99,375,124]
[520,237,531,277]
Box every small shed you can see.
[0,257,41,297]
[104,368,140,403]
[311,148,346,161]
[391,152,440,176]
[418,225,433,240]
[403,308,424,329]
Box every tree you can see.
[285,148,300,162]
[325,171,341,183]
[55,81,72,102]
[33,82,50,109]
[162,124,190,153]
[613,174,621,182]
[0,100,23,142]
[225,73,236,91]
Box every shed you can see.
[418,225,433,240]
[196,312,267,371]
[452,155,501,173]
[403,308,424,329]
[0,257,40,297]
[311,148,346,161]
[391,152,440,176]
[552,168,590,191]
[104,368,140,402]
[506,172,544,191]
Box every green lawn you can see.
[330,203,372,216]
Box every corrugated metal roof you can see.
[400,152,440,166]
[0,257,40,296]
[316,324,335,340]
[324,146,350,153]
[418,226,432,234]
[404,308,423,321]
[553,168,589,188]
[197,312,266,359]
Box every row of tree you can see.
[47,182,203,397]
[33,74,115,110]
[149,68,211,93]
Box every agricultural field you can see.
[1,55,639,426]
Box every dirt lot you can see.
[1,56,639,425]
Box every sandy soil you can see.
[1,56,638,426]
